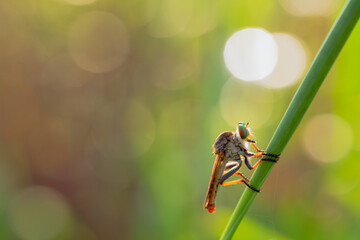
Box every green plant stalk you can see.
[220,0,360,239]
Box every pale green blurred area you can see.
[0,0,359,240]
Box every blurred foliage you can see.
[0,0,359,240]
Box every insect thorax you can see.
[213,131,248,160]
[224,139,247,160]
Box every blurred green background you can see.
[0,0,359,239]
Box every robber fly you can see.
[204,122,279,213]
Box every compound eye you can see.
[239,125,248,139]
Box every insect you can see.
[204,122,279,213]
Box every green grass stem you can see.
[220,1,360,239]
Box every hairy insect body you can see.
[205,122,280,213]
[212,131,233,154]
[213,131,248,161]
[205,131,249,213]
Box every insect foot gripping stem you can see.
[261,152,281,163]
[242,180,260,193]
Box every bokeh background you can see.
[0,0,359,239]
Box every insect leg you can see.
[219,162,240,184]
[258,152,281,163]
[249,142,262,153]
[262,152,281,159]
[224,161,238,171]
[233,172,250,182]
[220,161,259,192]
[243,155,261,170]
[224,161,250,181]
[245,150,263,158]
[220,179,260,192]
[247,142,281,160]
[244,152,280,170]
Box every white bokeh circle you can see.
[257,33,306,88]
[224,28,278,81]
